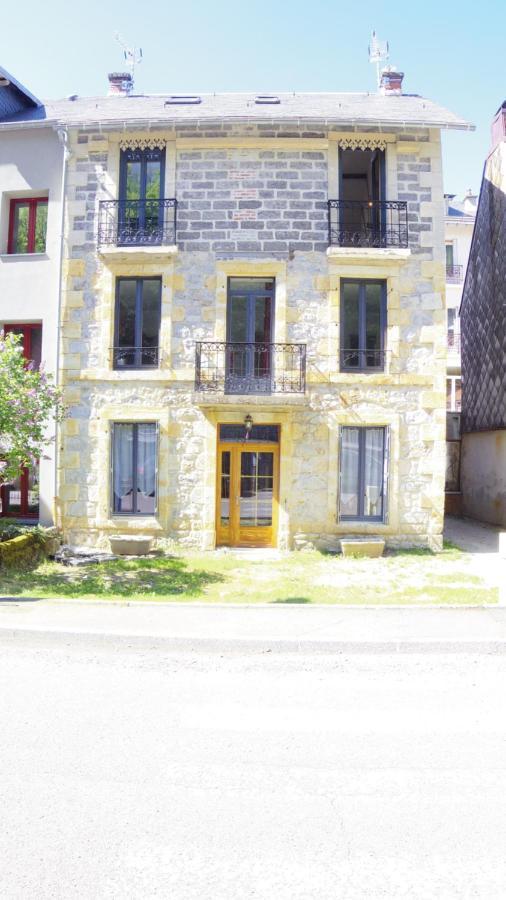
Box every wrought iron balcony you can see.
[340,348,386,372]
[98,199,177,248]
[447,332,461,353]
[446,264,463,283]
[112,346,159,369]
[195,341,306,395]
[328,200,408,249]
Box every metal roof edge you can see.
[49,114,475,132]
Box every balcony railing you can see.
[328,200,408,249]
[195,342,306,395]
[340,348,386,372]
[112,346,159,369]
[447,332,461,353]
[446,264,463,283]
[98,199,177,248]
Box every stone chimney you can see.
[491,101,506,150]
[380,66,404,96]
[107,72,133,96]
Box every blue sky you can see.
[2,0,504,197]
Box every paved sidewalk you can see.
[2,599,506,652]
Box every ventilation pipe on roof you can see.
[379,66,404,96]
[108,72,133,96]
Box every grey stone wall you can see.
[176,147,328,255]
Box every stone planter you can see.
[340,538,385,558]
[109,535,153,556]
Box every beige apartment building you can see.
[46,69,471,551]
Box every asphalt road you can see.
[2,635,506,899]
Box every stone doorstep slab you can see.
[340,539,386,558]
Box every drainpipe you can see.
[54,127,70,530]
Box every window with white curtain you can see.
[112,422,158,515]
[339,426,388,521]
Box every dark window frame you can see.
[340,278,387,372]
[118,146,166,202]
[8,197,48,254]
[226,276,276,344]
[111,421,159,517]
[114,276,162,369]
[339,425,389,523]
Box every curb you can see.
[2,626,506,654]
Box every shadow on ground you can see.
[0,557,225,600]
[271,596,311,604]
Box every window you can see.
[445,244,454,268]
[446,377,462,412]
[112,423,158,515]
[340,280,386,371]
[8,198,48,254]
[114,278,161,368]
[219,424,279,443]
[3,324,42,368]
[118,146,165,245]
[339,426,388,521]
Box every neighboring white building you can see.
[0,66,65,525]
[444,190,477,412]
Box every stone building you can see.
[443,190,476,507]
[460,102,506,527]
[0,65,65,525]
[49,69,471,551]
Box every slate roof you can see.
[0,65,42,122]
[0,90,473,130]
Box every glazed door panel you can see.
[216,443,278,547]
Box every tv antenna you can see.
[114,33,143,90]
[368,31,389,88]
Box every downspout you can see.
[53,127,70,530]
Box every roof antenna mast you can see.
[114,33,143,92]
[368,31,389,89]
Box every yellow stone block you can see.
[173,274,185,291]
[421,391,444,409]
[66,259,85,277]
[59,484,79,501]
[64,420,80,436]
[171,307,185,322]
[65,291,84,308]
[315,275,330,291]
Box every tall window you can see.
[114,278,161,368]
[339,426,388,521]
[445,244,454,268]
[112,423,158,515]
[340,280,386,371]
[8,198,48,254]
[118,147,165,244]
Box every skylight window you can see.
[165,95,202,105]
[254,95,280,105]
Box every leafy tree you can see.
[0,331,63,484]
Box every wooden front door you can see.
[217,442,279,548]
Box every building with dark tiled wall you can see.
[460,102,506,526]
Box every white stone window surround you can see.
[87,259,176,379]
[94,406,171,533]
[102,132,177,206]
[328,411,400,534]
[326,133,398,203]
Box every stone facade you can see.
[57,121,447,552]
